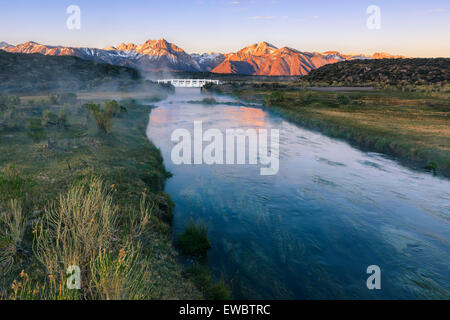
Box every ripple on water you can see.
[147,90,450,299]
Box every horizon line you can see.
[0,38,424,58]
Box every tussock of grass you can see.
[187,97,218,105]
[90,244,149,300]
[0,165,34,202]
[0,199,26,276]
[176,220,211,259]
[186,264,232,300]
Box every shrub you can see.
[89,244,149,300]
[337,95,351,105]
[83,103,113,133]
[84,100,124,133]
[41,109,57,127]
[57,109,67,128]
[9,269,78,300]
[152,192,174,226]
[299,92,314,105]
[0,95,20,109]
[104,100,121,117]
[48,95,59,105]
[176,220,211,258]
[186,264,231,300]
[0,165,34,202]
[425,162,438,174]
[264,91,286,106]
[28,117,46,141]
[0,199,26,276]
[33,178,118,298]
[201,98,217,105]
[9,177,158,300]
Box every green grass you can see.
[185,264,232,300]
[0,92,203,300]
[206,83,450,177]
[176,220,211,259]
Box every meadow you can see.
[0,90,210,299]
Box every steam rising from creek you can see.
[146,88,450,299]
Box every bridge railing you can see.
[156,79,221,87]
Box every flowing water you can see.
[146,88,450,299]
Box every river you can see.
[146,88,449,299]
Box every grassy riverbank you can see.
[205,83,450,177]
[0,91,203,299]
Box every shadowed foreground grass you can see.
[0,92,202,299]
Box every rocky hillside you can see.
[0,50,140,93]
[212,42,341,76]
[1,39,201,72]
[211,42,407,76]
[191,53,225,72]
[1,39,409,76]
[304,58,450,85]
[104,39,201,71]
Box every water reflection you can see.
[224,107,267,127]
[146,88,450,299]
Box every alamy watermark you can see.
[171,121,280,175]
[366,265,381,290]
[66,265,81,290]
[66,5,81,30]
[366,5,381,30]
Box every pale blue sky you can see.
[1,0,449,57]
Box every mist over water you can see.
[146,88,450,299]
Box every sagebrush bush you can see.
[41,109,57,127]
[90,244,149,300]
[33,178,118,298]
[21,177,158,300]
[0,199,26,276]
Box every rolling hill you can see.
[304,58,450,85]
[0,50,140,93]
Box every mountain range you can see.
[0,39,406,76]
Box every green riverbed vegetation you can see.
[0,90,209,299]
[204,82,450,177]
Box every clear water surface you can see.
[146,88,450,299]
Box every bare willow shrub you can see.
[83,103,112,133]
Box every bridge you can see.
[157,79,220,88]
